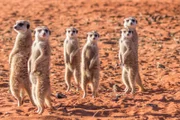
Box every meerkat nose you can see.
[42,33,46,37]
[14,26,17,29]
[130,22,133,25]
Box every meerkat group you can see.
[9,16,145,114]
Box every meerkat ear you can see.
[49,30,51,35]
[120,30,123,34]
[97,33,100,38]
[27,24,30,29]
[34,30,36,35]
[76,29,78,34]
[136,20,138,23]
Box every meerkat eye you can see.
[94,34,98,37]
[45,29,48,33]
[89,34,93,37]
[68,30,71,33]
[18,23,24,27]
[72,30,76,33]
[38,29,41,33]
[132,19,135,22]
[123,31,126,33]
[126,20,129,22]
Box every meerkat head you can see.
[13,20,30,33]
[123,17,137,29]
[87,31,99,43]
[34,26,51,41]
[121,28,134,39]
[66,27,78,39]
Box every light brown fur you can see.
[119,28,139,94]
[64,27,81,91]
[9,20,34,106]
[28,26,52,114]
[123,17,145,92]
[81,31,100,98]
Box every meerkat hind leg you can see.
[36,93,45,114]
[73,68,80,91]
[24,83,36,106]
[128,68,136,94]
[20,89,25,104]
[92,73,99,98]
[45,92,52,109]
[81,75,88,98]
[122,68,131,95]
[65,67,72,92]
[11,88,22,106]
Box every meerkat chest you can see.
[66,39,77,54]
[85,45,96,59]
[31,42,41,60]
[120,39,131,53]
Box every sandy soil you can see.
[0,0,180,119]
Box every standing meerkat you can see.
[119,28,138,94]
[28,26,52,114]
[81,31,100,98]
[64,27,81,92]
[9,20,34,106]
[123,17,145,92]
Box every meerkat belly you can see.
[11,53,29,80]
[66,42,75,55]
[37,60,50,73]
[31,50,41,69]
[85,48,94,60]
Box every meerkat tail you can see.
[136,72,145,92]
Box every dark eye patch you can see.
[68,30,71,33]
[89,34,93,37]
[72,30,76,33]
[38,29,41,32]
[94,34,98,37]
[128,31,132,34]
[45,29,48,33]
[126,20,129,22]
[132,19,135,22]
[18,23,24,27]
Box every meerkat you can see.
[81,31,100,98]
[119,28,138,94]
[63,27,81,92]
[9,20,35,106]
[123,17,145,92]
[28,26,52,114]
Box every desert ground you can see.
[0,0,180,119]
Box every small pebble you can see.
[56,93,67,99]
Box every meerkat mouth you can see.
[14,27,20,30]
[42,34,46,38]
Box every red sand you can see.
[0,0,180,119]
